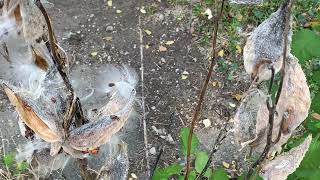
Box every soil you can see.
[0,0,253,179]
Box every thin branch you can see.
[151,146,164,177]
[196,125,228,179]
[245,0,293,179]
[138,11,151,178]
[184,0,225,179]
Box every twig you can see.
[196,125,228,180]
[184,0,225,179]
[138,10,151,178]
[245,0,293,179]
[151,146,164,177]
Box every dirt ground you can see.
[0,0,253,179]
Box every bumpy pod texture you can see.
[233,88,268,149]
[260,135,312,180]
[243,0,293,82]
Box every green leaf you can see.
[152,163,183,180]
[211,168,229,180]
[311,93,320,113]
[292,29,320,63]
[238,172,263,180]
[2,152,15,168]
[16,161,28,172]
[188,170,197,180]
[195,151,209,173]
[204,169,213,178]
[180,128,199,155]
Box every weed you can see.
[1,151,29,179]
[152,128,229,180]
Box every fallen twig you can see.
[151,146,164,178]
[138,8,151,178]
[184,0,226,179]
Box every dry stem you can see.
[245,0,294,179]
[184,0,225,179]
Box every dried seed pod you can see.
[272,55,311,152]
[233,87,269,148]
[95,141,129,180]
[3,84,60,142]
[243,0,293,82]
[260,135,312,180]
[71,65,137,118]
[68,66,137,152]
[68,115,124,151]
[20,0,48,43]
[31,148,70,177]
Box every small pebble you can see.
[149,147,156,155]
[106,26,114,32]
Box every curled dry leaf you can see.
[260,135,312,180]
[32,46,49,71]
[159,45,167,52]
[243,0,293,82]
[311,113,320,120]
[271,55,311,152]
[233,87,268,149]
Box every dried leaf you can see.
[107,0,112,7]
[212,81,217,87]
[91,51,98,57]
[311,113,320,120]
[236,45,242,54]
[32,47,48,71]
[181,71,189,80]
[140,7,146,14]
[103,36,113,41]
[159,45,167,52]
[232,94,242,101]
[181,74,188,80]
[165,40,175,45]
[222,161,230,169]
[144,29,152,36]
[218,50,224,57]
